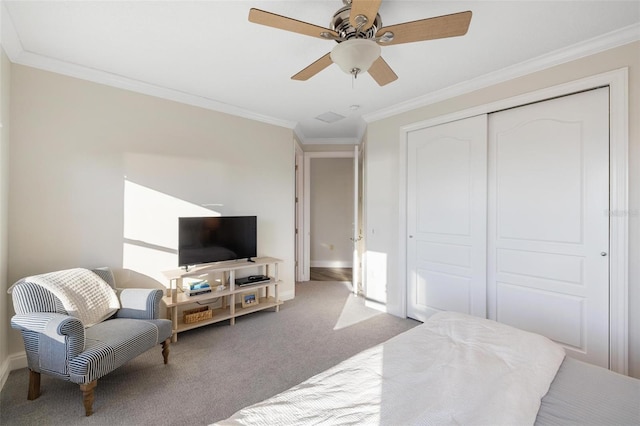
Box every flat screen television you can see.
[178,216,257,267]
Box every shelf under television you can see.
[162,257,283,342]
[162,278,277,308]
[174,297,282,333]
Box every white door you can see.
[352,145,361,294]
[295,143,304,282]
[407,115,488,322]
[487,88,610,367]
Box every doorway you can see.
[301,149,361,291]
[310,267,352,282]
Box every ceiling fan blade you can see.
[249,8,338,40]
[291,53,333,81]
[368,56,398,86]
[349,0,382,31]
[376,11,472,46]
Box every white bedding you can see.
[216,312,565,426]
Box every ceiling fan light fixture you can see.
[330,39,381,76]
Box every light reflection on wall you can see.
[365,250,387,303]
[123,179,218,285]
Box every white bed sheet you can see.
[216,312,565,426]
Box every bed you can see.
[214,312,639,426]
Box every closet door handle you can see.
[601,252,607,256]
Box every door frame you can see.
[352,145,360,295]
[295,141,304,282]
[303,150,356,282]
[398,68,629,374]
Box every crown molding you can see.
[301,137,360,145]
[1,2,22,60]
[363,23,640,123]
[0,2,295,130]
[295,117,366,145]
[16,50,296,129]
[3,2,637,133]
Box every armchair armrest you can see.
[11,313,86,372]
[116,288,164,320]
[11,313,84,340]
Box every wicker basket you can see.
[183,306,213,324]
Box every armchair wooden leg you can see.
[162,338,170,364]
[79,381,97,416]
[27,370,40,400]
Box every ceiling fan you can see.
[248,0,472,86]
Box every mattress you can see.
[536,357,640,425]
[216,312,567,425]
[217,312,640,425]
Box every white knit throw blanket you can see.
[24,268,120,327]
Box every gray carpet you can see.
[1,281,419,425]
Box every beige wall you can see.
[7,64,295,356]
[310,158,354,266]
[0,48,10,386]
[365,41,640,377]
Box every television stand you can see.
[161,257,283,342]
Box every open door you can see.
[303,150,359,284]
[295,142,304,282]
[352,145,360,294]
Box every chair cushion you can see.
[68,318,171,384]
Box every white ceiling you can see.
[2,1,639,143]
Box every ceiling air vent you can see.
[315,111,346,124]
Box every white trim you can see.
[295,141,305,283]
[1,351,27,391]
[364,298,388,314]
[360,138,367,297]
[300,137,361,146]
[608,68,629,375]
[0,2,22,60]
[0,2,295,131]
[303,151,355,281]
[397,126,408,319]
[365,23,639,123]
[4,0,637,140]
[398,68,629,374]
[10,351,27,370]
[0,357,8,391]
[352,145,359,295]
[279,288,296,301]
[310,260,353,268]
[16,50,296,130]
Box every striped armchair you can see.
[9,267,172,416]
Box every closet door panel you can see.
[488,88,610,367]
[407,115,487,322]
[496,283,584,347]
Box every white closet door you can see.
[407,115,487,322]
[488,88,610,367]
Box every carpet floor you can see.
[1,281,419,425]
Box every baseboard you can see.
[1,350,27,391]
[364,298,389,314]
[279,288,295,301]
[310,261,353,268]
[0,357,9,392]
